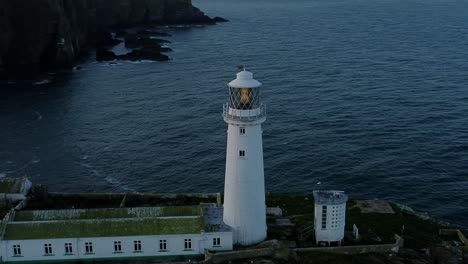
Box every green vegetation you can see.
[266,193,314,216]
[266,193,315,242]
[346,202,443,249]
[0,180,15,193]
[15,206,202,221]
[26,193,217,210]
[265,193,449,250]
[4,217,204,240]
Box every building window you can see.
[184,239,192,250]
[13,245,21,256]
[239,150,245,157]
[159,239,167,251]
[44,244,53,255]
[240,127,246,135]
[213,238,221,246]
[85,242,93,254]
[114,241,122,252]
[65,243,73,254]
[134,240,142,252]
[321,205,327,229]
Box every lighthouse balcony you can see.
[223,103,266,121]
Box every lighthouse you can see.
[222,69,267,245]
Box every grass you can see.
[4,217,204,240]
[266,193,315,242]
[265,194,447,250]
[0,180,16,193]
[345,201,442,249]
[15,206,202,221]
[26,193,217,210]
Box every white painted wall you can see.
[1,232,232,262]
[223,120,267,245]
[314,203,346,244]
[203,232,233,252]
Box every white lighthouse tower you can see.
[222,69,267,245]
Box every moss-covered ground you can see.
[15,205,202,221]
[5,217,204,240]
[265,193,452,250]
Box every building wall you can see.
[203,232,233,252]
[314,203,346,244]
[1,232,232,262]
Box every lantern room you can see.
[227,70,261,110]
[224,70,266,121]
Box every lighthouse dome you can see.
[228,70,262,88]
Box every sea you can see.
[0,0,467,228]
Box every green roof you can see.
[4,217,204,240]
[15,206,202,221]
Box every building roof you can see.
[313,190,348,205]
[4,217,203,240]
[201,203,231,232]
[228,70,262,88]
[4,206,205,240]
[14,206,201,221]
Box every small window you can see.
[85,242,93,254]
[44,244,53,255]
[240,127,246,135]
[65,243,73,254]
[184,239,192,250]
[159,239,167,251]
[213,238,221,246]
[239,150,245,157]
[114,241,122,252]
[13,245,21,256]
[134,240,142,252]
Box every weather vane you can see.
[237,65,246,71]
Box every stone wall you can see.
[295,235,402,255]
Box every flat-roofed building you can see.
[313,190,348,246]
[0,204,232,263]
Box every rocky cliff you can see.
[0,0,216,78]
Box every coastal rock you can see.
[96,48,117,61]
[213,16,229,23]
[124,34,170,49]
[0,0,217,78]
[118,49,169,62]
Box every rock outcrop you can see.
[0,0,218,78]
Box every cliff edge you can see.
[0,0,216,78]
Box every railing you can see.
[223,103,266,121]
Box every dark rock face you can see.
[0,0,215,78]
[213,17,229,23]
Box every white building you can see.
[0,204,232,263]
[313,190,348,246]
[223,69,267,245]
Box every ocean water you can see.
[0,0,467,227]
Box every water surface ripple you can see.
[0,0,467,227]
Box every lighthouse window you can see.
[240,127,246,135]
[229,87,260,110]
[239,150,245,157]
